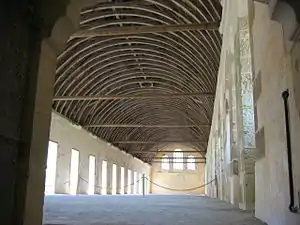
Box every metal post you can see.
[282,90,298,213]
[142,174,146,197]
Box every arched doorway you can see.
[1,0,222,224]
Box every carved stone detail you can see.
[238,17,256,149]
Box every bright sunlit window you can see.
[88,155,96,195]
[187,155,196,170]
[45,141,58,195]
[161,155,169,170]
[112,164,117,195]
[101,160,107,195]
[173,149,183,170]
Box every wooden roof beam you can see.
[53,92,215,101]
[85,124,210,128]
[111,141,207,144]
[72,22,220,38]
[130,150,206,153]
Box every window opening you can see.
[173,149,183,170]
[161,155,169,170]
[45,141,58,195]
[112,164,117,195]
[101,160,107,195]
[88,155,96,195]
[187,155,196,170]
[70,149,79,195]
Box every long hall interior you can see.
[1,0,300,225]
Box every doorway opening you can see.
[69,149,79,195]
[101,160,107,195]
[112,164,117,195]
[36,1,224,224]
[88,155,96,195]
[45,141,58,195]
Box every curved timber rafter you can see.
[53,0,222,161]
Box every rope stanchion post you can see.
[146,177,215,192]
[142,174,146,197]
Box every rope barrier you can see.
[145,177,215,192]
[58,176,214,193]
[78,176,141,190]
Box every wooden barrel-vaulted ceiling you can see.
[53,0,222,162]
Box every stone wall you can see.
[151,145,205,195]
[252,2,300,225]
[206,1,300,224]
[50,112,150,195]
[0,1,73,223]
[0,3,40,222]
[206,0,256,209]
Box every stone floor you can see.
[43,195,266,225]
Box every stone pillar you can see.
[106,161,112,195]
[55,142,71,194]
[124,167,128,194]
[116,165,121,194]
[77,152,89,194]
[0,0,83,224]
[0,1,69,221]
[237,15,256,210]
[0,5,62,223]
[0,4,44,222]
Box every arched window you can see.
[187,155,196,170]
[161,155,169,170]
[173,149,183,170]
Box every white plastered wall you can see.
[49,111,151,195]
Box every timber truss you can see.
[53,0,222,162]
